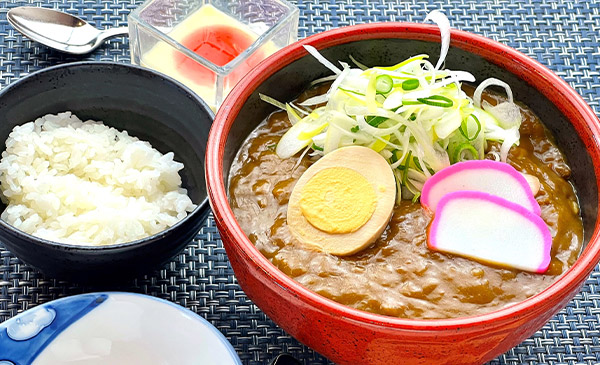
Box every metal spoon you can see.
[7,7,129,55]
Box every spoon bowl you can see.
[7,7,128,54]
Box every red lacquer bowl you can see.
[206,24,600,365]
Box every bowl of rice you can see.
[0,61,213,281]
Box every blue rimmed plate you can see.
[0,292,242,364]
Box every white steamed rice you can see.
[0,112,196,246]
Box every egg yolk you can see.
[299,167,376,234]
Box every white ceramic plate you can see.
[0,292,242,364]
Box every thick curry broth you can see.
[228,86,583,319]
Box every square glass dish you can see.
[128,0,299,111]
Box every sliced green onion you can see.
[402,151,413,185]
[458,114,482,141]
[286,104,302,125]
[375,75,394,94]
[312,143,324,151]
[339,87,366,96]
[366,115,388,127]
[375,54,429,71]
[452,143,478,163]
[412,191,421,204]
[413,156,423,172]
[413,157,434,174]
[402,79,419,91]
[267,143,277,151]
[269,27,521,201]
[417,95,454,108]
[390,149,400,164]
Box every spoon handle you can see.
[99,26,129,41]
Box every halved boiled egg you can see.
[287,146,396,256]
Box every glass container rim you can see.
[128,0,300,74]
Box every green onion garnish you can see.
[267,143,277,151]
[366,115,388,127]
[402,79,419,91]
[375,75,394,94]
[452,143,478,163]
[402,100,422,106]
[268,40,521,202]
[413,156,434,174]
[411,191,421,204]
[339,87,366,96]
[402,150,413,185]
[390,149,400,164]
[413,156,423,171]
[458,114,482,141]
[417,95,454,108]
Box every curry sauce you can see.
[228,86,583,319]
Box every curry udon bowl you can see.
[206,24,600,365]
[0,62,213,282]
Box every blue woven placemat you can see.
[1,0,600,364]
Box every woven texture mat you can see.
[1,0,600,364]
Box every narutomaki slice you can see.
[421,159,541,215]
[428,190,552,273]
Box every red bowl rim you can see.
[207,22,600,331]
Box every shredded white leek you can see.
[473,78,514,107]
[424,10,451,71]
[259,93,286,110]
[264,11,522,201]
[348,54,369,70]
[303,45,342,75]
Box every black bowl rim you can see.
[0,61,213,252]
